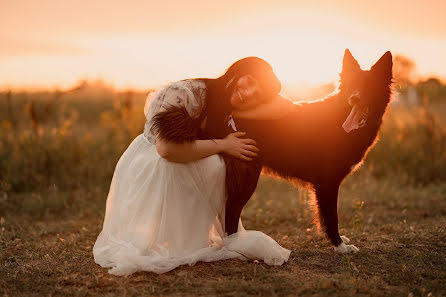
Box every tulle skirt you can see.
[93,134,290,276]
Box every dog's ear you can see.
[371,51,393,82]
[342,49,361,75]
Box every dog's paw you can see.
[340,236,350,244]
[334,242,359,253]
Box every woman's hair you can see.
[202,57,281,138]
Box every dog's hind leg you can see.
[314,184,359,253]
[223,156,262,235]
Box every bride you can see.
[93,57,292,276]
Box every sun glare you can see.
[0,1,445,90]
[69,28,356,90]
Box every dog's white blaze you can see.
[227,115,237,131]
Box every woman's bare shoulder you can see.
[232,95,295,120]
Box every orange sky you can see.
[1,0,445,91]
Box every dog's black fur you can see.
[222,49,393,248]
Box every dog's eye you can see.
[350,95,360,104]
[348,90,361,105]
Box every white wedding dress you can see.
[93,79,290,276]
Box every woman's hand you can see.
[220,132,259,161]
[155,132,258,163]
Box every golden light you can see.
[0,1,445,91]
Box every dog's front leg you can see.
[314,184,359,253]
[223,156,262,235]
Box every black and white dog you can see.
[223,49,393,253]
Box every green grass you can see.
[0,88,445,296]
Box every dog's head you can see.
[339,49,393,133]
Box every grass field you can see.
[0,86,445,296]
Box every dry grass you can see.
[0,88,445,296]
[1,173,445,297]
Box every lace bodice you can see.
[143,79,207,144]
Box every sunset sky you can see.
[1,0,445,91]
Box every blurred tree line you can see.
[393,54,446,105]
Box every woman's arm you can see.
[232,94,295,120]
[156,138,224,163]
[156,132,259,163]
